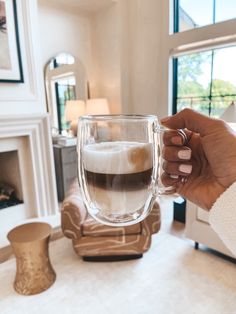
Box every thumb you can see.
[161,108,216,136]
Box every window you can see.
[177,0,236,32]
[49,53,75,70]
[55,76,76,132]
[171,0,236,117]
[175,46,236,117]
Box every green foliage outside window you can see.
[177,50,236,117]
[58,85,76,131]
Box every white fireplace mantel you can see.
[0,114,59,247]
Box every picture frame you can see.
[0,0,23,83]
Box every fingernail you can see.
[171,136,182,145]
[161,116,170,124]
[170,175,179,179]
[178,149,191,160]
[179,164,192,174]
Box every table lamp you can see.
[86,98,110,140]
[86,98,110,115]
[65,100,86,136]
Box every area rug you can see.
[0,232,236,314]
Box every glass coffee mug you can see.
[77,115,173,227]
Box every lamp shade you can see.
[220,102,236,132]
[86,98,110,115]
[65,100,86,122]
[220,101,236,123]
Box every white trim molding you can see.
[169,19,236,57]
[0,114,59,247]
[0,0,46,114]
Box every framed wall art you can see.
[0,0,23,83]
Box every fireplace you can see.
[0,150,23,209]
[0,115,59,247]
[0,136,33,217]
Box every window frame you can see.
[160,0,236,115]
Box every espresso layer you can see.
[84,168,152,191]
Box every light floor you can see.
[1,197,236,314]
[1,219,236,314]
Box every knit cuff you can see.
[209,182,236,257]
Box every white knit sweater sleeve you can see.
[209,182,236,256]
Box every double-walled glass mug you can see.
[77,115,173,227]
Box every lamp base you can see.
[70,120,78,137]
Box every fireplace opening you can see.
[0,150,23,210]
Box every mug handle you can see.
[154,123,179,197]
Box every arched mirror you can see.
[44,53,87,134]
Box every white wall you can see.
[0,0,46,115]
[0,0,167,117]
[37,0,167,117]
[38,1,92,90]
[89,0,166,116]
[90,3,121,113]
[38,1,123,114]
[120,0,167,117]
[91,0,167,117]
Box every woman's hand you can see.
[161,108,236,210]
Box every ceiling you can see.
[40,0,116,12]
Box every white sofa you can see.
[185,201,235,258]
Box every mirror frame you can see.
[44,52,87,132]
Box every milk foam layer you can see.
[82,141,152,174]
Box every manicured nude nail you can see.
[170,175,179,179]
[171,136,182,145]
[178,150,191,160]
[179,164,192,174]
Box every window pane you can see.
[177,51,212,115]
[216,0,236,23]
[175,46,236,117]
[56,76,76,132]
[177,0,236,32]
[179,0,213,31]
[211,46,236,116]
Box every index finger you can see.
[163,129,187,146]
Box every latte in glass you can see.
[82,141,153,218]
